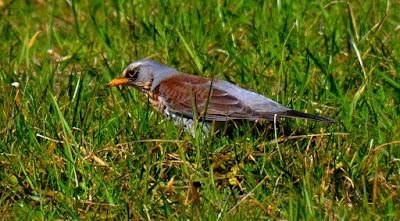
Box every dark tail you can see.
[280,110,337,123]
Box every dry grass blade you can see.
[36,133,108,166]
[28,31,41,49]
[222,175,269,220]
[266,132,348,145]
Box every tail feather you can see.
[279,110,337,123]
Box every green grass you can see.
[1,0,399,219]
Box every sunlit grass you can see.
[0,0,399,219]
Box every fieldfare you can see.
[108,59,336,134]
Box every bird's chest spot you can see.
[136,78,153,91]
[137,78,168,116]
[147,91,169,116]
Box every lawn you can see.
[1,0,399,219]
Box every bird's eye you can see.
[127,68,138,78]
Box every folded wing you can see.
[155,74,336,123]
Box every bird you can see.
[107,59,337,134]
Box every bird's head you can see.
[108,59,160,91]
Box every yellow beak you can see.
[107,78,130,87]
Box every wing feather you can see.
[155,74,259,121]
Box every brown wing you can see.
[154,74,262,121]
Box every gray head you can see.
[107,59,178,91]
